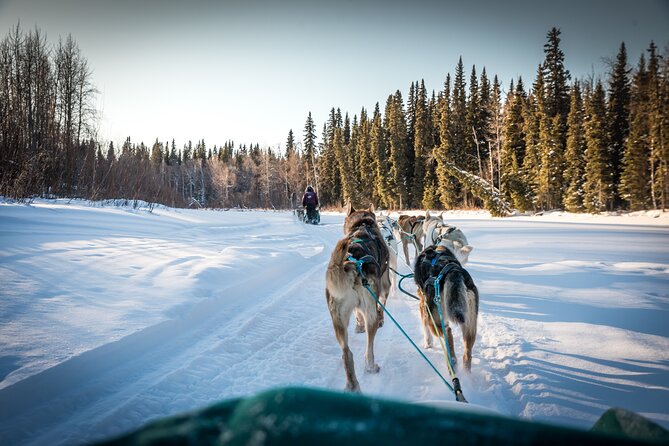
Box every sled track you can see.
[0,216,344,445]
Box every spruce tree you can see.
[583,80,611,212]
[348,113,360,205]
[303,112,317,187]
[356,107,374,207]
[501,78,530,210]
[522,67,544,210]
[412,79,431,207]
[657,46,669,209]
[318,117,341,207]
[406,81,417,193]
[106,141,116,162]
[542,27,571,121]
[478,67,492,170]
[563,81,587,211]
[620,54,651,210]
[333,124,354,205]
[385,91,409,208]
[607,42,631,207]
[435,74,459,208]
[540,27,570,209]
[538,112,564,210]
[150,139,163,165]
[371,102,391,208]
[487,75,503,191]
[423,90,440,209]
[647,42,666,209]
[450,58,468,206]
[466,65,481,176]
[286,129,296,157]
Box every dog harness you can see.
[429,224,457,246]
[419,246,474,301]
[347,223,387,277]
[409,217,424,235]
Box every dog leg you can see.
[327,291,360,392]
[419,296,434,349]
[446,325,457,366]
[462,322,476,372]
[376,274,391,328]
[364,312,381,374]
[354,309,365,333]
[403,240,411,267]
[415,237,423,259]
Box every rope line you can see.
[347,255,457,397]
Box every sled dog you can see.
[397,214,425,267]
[421,210,445,247]
[422,211,473,265]
[376,213,399,290]
[414,244,479,371]
[326,203,391,392]
[295,208,305,222]
[430,225,473,265]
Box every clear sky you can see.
[1,0,667,152]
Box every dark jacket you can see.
[302,191,318,207]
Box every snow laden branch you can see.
[442,161,515,217]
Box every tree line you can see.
[315,28,668,214]
[1,24,667,213]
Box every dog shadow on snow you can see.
[470,261,669,428]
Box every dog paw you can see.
[366,363,381,374]
[345,382,361,393]
[423,342,433,349]
[355,325,365,333]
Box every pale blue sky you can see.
[1,0,667,151]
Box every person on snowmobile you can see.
[302,185,319,223]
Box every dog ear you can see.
[345,202,354,216]
[461,245,473,254]
[368,203,375,214]
[439,211,444,220]
[425,210,431,219]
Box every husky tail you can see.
[444,271,468,324]
[327,239,359,289]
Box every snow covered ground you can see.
[0,199,668,445]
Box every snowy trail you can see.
[0,206,344,445]
[0,200,668,445]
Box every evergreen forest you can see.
[1,24,667,215]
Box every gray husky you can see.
[413,244,478,371]
[430,225,473,265]
[422,211,473,265]
[326,203,390,392]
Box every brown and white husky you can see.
[325,203,390,392]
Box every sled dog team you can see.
[326,204,478,393]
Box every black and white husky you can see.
[413,244,479,371]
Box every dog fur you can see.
[414,244,479,371]
[397,214,424,267]
[326,203,391,392]
[430,225,474,265]
[422,211,473,265]
[376,212,399,291]
[421,210,444,247]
